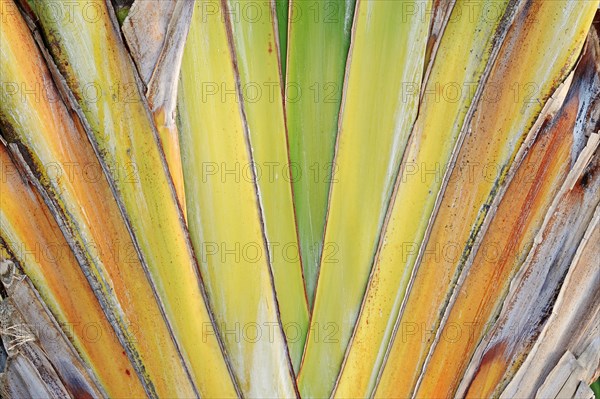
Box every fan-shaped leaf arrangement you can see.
[0,0,598,398]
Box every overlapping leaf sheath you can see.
[177,1,297,396]
[455,135,600,398]
[0,268,76,399]
[332,1,512,396]
[0,145,143,397]
[412,73,583,399]
[122,0,192,213]
[498,205,599,399]
[285,0,355,304]
[297,2,431,397]
[0,3,203,397]
[374,1,598,398]
[225,0,309,372]
[0,247,105,398]
[496,142,600,398]
[12,0,238,396]
[456,32,600,399]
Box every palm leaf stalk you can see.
[469,134,600,399]
[177,1,298,395]
[375,2,598,398]
[0,144,145,397]
[0,243,105,398]
[297,0,431,396]
[333,1,514,395]
[450,31,600,399]
[0,0,598,397]
[4,0,238,396]
[0,3,206,396]
[225,0,310,372]
[500,201,600,399]
[285,0,356,306]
